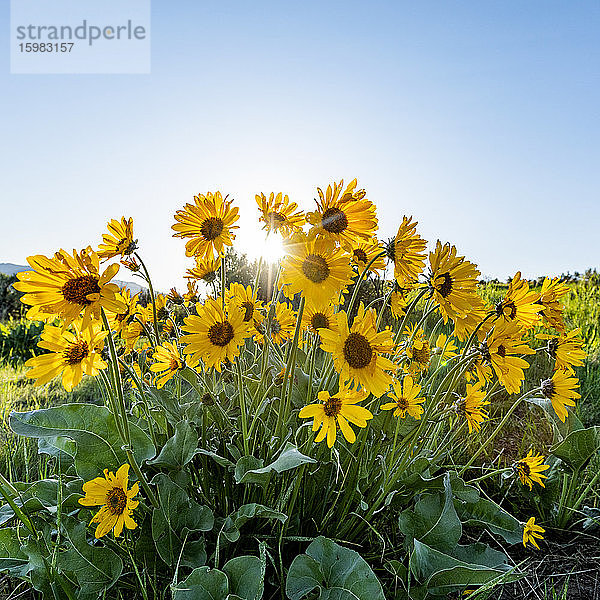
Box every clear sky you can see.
[1,1,599,290]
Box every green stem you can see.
[236,356,250,456]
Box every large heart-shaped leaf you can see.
[455,496,522,545]
[171,566,228,600]
[57,519,123,599]
[223,555,264,600]
[151,473,213,567]
[551,426,600,471]
[286,536,385,600]
[149,420,198,470]
[221,503,287,543]
[10,404,155,481]
[0,527,29,576]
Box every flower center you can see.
[311,313,329,331]
[322,207,348,234]
[241,301,254,322]
[353,248,368,264]
[343,332,373,369]
[63,340,89,365]
[497,300,517,319]
[434,272,453,298]
[61,276,101,306]
[266,211,286,230]
[541,378,556,398]
[411,342,430,364]
[323,396,343,417]
[396,396,409,410]
[208,321,234,347]
[200,217,224,241]
[302,254,330,284]
[518,462,531,477]
[169,357,181,372]
[105,487,127,515]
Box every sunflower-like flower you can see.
[390,287,408,319]
[226,283,264,324]
[514,451,550,490]
[150,341,192,388]
[404,324,431,374]
[541,369,580,422]
[428,241,483,326]
[537,328,586,374]
[479,321,534,395]
[184,280,200,304]
[299,386,372,447]
[434,333,458,361]
[391,216,427,287]
[167,287,185,305]
[495,272,542,331]
[141,293,168,323]
[97,217,137,259]
[24,321,107,391]
[181,297,252,371]
[78,464,139,539]
[256,192,305,237]
[350,239,386,274]
[464,356,493,385]
[172,191,239,259]
[536,277,570,332]
[279,234,355,306]
[256,301,297,345]
[306,178,378,248]
[451,299,491,342]
[380,375,425,419]
[14,248,126,329]
[320,304,395,397]
[186,256,222,283]
[523,517,545,549]
[301,302,338,337]
[457,381,489,433]
[107,288,139,337]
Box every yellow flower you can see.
[458,381,489,433]
[434,333,458,361]
[428,241,483,326]
[537,329,586,374]
[537,277,570,332]
[541,369,580,422]
[107,288,139,337]
[172,191,239,259]
[515,451,550,490]
[185,256,222,284]
[464,356,493,385]
[350,239,386,274]
[380,375,425,419]
[256,301,297,345]
[150,341,191,388]
[279,234,354,306]
[14,248,126,329]
[301,302,339,337]
[184,280,200,304]
[306,178,378,249]
[391,216,427,287]
[479,321,534,395]
[451,300,491,342]
[226,283,264,324]
[141,293,168,323]
[320,303,395,397]
[495,272,542,331]
[97,217,137,259]
[522,516,545,549]
[78,464,139,539]
[25,322,107,392]
[256,192,305,237]
[404,324,431,374]
[390,288,408,319]
[299,387,373,448]
[181,297,252,371]
[167,287,185,305]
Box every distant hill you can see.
[0,263,147,295]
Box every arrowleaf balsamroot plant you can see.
[0,179,596,600]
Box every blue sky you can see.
[1,1,599,290]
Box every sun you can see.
[250,230,286,262]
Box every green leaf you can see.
[57,519,123,598]
[223,555,264,600]
[398,473,462,552]
[9,404,155,481]
[0,478,82,526]
[234,456,264,484]
[196,449,235,469]
[222,503,287,543]
[171,566,229,600]
[0,527,29,576]
[236,443,317,486]
[455,496,523,545]
[551,426,600,471]
[286,536,385,600]
[149,420,198,470]
[401,470,479,503]
[151,474,213,567]
[411,539,519,592]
